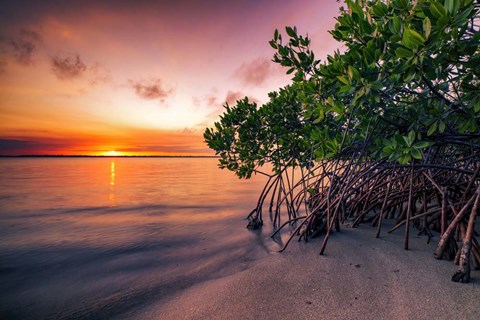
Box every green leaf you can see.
[405,130,415,147]
[337,76,349,85]
[423,17,431,39]
[413,141,430,149]
[436,16,451,29]
[363,47,375,62]
[411,148,422,160]
[395,47,414,58]
[395,134,406,146]
[327,96,334,107]
[444,0,459,14]
[438,120,446,133]
[369,81,383,90]
[347,1,364,19]
[384,138,396,148]
[403,67,416,82]
[402,28,425,49]
[398,155,412,164]
[395,0,409,9]
[286,26,297,38]
[339,85,355,95]
[313,116,323,124]
[348,66,361,81]
[427,121,438,136]
[474,99,480,113]
[390,34,401,42]
[353,87,365,103]
[459,118,476,133]
[430,2,447,18]
[392,16,402,34]
[373,3,388,16]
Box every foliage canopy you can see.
[205,0,480,282]
[206,0,479,173]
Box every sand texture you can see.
[130,225,480,320]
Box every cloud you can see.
[51,54,87,80]
[10,29,42,65]
[198,91,259,126]
[0,138,72,155]
[129,78,174,101]
[234,57,275,86]
[224,91,259,106]
[205,95,218,107]
[50,54,110,85]
[224,91,245,105]
[0,28,42,67]
[196,90,259,130]
[9,40,35,65]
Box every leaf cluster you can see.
[204,86,315,178]
[269,0,480,164]
[205,0,480,177]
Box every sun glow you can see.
[105,150,121,156]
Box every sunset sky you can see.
[0,0,341,156]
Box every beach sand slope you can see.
[132,225,480,320]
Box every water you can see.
[0,157,272,319]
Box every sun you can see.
[105,150,121,156]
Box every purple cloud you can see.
[0,28,42,67]
[51,54,87,80]
[224,91,245,105]
[235,57,274,86]
[129,78,174,101]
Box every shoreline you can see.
[130,224,480,320]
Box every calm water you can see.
[0,157,272,319]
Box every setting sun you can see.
[105,150,121,156]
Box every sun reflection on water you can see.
[110,161,116,186]
[109,160,116,207]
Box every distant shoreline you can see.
[0,155,219,158]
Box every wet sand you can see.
[130,225,480,320]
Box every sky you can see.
[0,0,342,156]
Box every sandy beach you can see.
[131,224,480,320]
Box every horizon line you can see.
[0,155,219,158]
